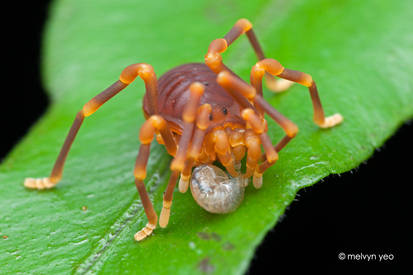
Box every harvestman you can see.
[24,19,343,241]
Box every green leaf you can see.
[1,0,412,274]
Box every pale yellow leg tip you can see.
[253,173,263,189]
[319,113,343,128]
[134,223,156,242]
[159,207,171,228]
[134,232,148,242]
[24,177,56,190]
[265,76,294,93]
[178,177,189,193]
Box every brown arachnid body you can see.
[24,19,343,241]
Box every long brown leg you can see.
[217,63,342,180]
[133,115,174,241]
[160,102,210,227]
[249,57,344,173]
[133,143,157,241]
[243,129,263,188]
[241,108,280,188]
[250,58,343,128]
[24,63,175,189]
[205,18,292,92]
[163,103,211,226]
[159,171,179,228]
[178,104,212,193]
[170,82,205,172]
[156,82,204,228]
[217,71,297,187]
[217,70,298,139]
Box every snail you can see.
[190,164,246,214]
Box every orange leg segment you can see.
[24,63,162,190]
[179,104,212,193]
[133,116,160,241]
[21,62,174,241]
[161,84,207,226]
[251,59,343,128]
[213,129,239,177]
[159,171,180,228]
[170,82,205,172]
[217,70,296,145]
[217,71,298,188]
[243,130,262,188]
[134,112,182,240]
[205,18,291,92]
[133,144,158,241]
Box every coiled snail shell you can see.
[190,164,245,214]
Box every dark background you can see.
[2,1,411,273]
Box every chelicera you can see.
[24,19,343,241]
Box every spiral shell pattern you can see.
[190,164,245,213]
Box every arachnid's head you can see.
[183,124,266,213]
[155,65,282,214]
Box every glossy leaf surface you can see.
[1,0,412,274]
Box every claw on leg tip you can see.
[134,223,156,241]
[319,113,343,128]
[178,176,189,193]
[24,177,56,190]
[159,207,171,228]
